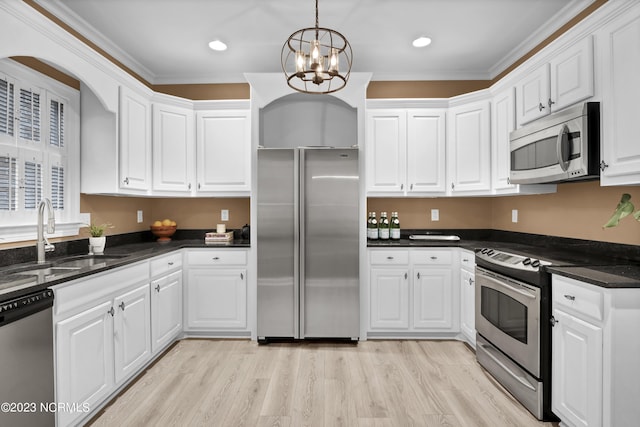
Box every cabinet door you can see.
[196,110,250,193]
[151,271,183,353]
[56,301,114,427]
[447,101,491,194]
[460,268,475,345]
[186,268,247,329]
[599,6,640,186]
[491,88,517,191]
[413,268,454,330]
[119,86,151,191]
[366,110,407,193]
[369,268,409,329]
[406,109,446,193]
[552,308,603,427]
[113,284,151,384]
[549,36,594,112]
[152,103,194,192]
[515,63,550,126]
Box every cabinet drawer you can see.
[410,249,453,265]
[187,249,247,266]
[150,252,182,277]
[370,250,409,265]
[460,250,475,270]
[553,275,604,322]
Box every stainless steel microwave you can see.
[509,102,600,184]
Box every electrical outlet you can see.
[512,209,518,223]
[137,210,143,223]
[431,209,439,221]
[221,209,229,221]
[79,212,91,225]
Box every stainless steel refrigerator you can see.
[257,147,359,341]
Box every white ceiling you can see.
[35,0,594,85]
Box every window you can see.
[0,60,79,242]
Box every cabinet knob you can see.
[386,256,394,260]
[240,272,244,280]
[188,183,192,190]
[198,183,201,190]
[123,177,130,185]
[168,261,174,266]
[430,256,437,260]
[563,294,576,301]
[410,183,414,190]
[462,258,469,262]
[548,98,555,108]
[417,272,421,279]
[451,182,455,190]
[119,301,126,311]
[600,160,609,171]
[404,272,408,280]
[213,256,220,260]
[400,183,404,190]
[550,316,558,327]
[469,278,474,285]
[538,102,545,111]
[155,284,161,292]
[108,307,115,317]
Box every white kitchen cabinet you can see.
[368,248,459,336]
[366,108,446,195]
[152,102,194,193]
[151,270,183,353]
[119,86,151,191]
[490,87,557,195]
[459,250,475,347]
[598,4,640,186]
[447,100,491,194]
[551,274,640,427]
[196,110,251,194]
[370,268,410,329]
[55,300,114,427]
[113,283,151,384]
[515,36,594,126]
[184,249,249,333]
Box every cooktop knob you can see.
[522,257,532,265]
[531,260,541,268]
[487,249,495,256]
[481,248,489,254]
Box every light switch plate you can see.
[431,209,439,221]
[221,209,229,221]
[137,210,143,223]
[79,212,91,225]
[512,209,518,223]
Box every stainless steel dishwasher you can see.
[0,289,55,427]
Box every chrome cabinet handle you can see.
[400,183,404,190]
[404,272,408,280]
[119,301,126,311]
[469,278,474,285]
[462,258,469,262]
[430,256,437,260]
[108,307,115,317]
[198,183,201,190]
[123,177,129,185]
[600,161,609,171]
[550,316,558,327]
[417,272,421,279]
[410,183,413,190]
[538,103,545,111]
[451,182,455,190]
[387,256,394,260]
[168,261,174,266]
[213,256,220,260]
[240,272,244,280]
[155,284,161,292]
[564,294,575,301]
[548,98,555,108]
[188,183,192,190]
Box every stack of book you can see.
[204,231,234,244]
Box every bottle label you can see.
[379,229,390,239]
[368,228,379,239]
[390,229,400,239]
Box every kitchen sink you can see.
[15,266,82,276]
[54,254,127,268]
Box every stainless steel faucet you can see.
[37,198,56,264]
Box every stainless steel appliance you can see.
[0,288,55,426]
[475,248,554,420]
[257,147,359,341]
[509,102,600,184]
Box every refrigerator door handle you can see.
[294,149,302,339]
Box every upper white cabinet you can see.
[366,108,446,196]
[196,110,251,194]
[119,86,151,192]
[447,100,491,195]
[152,102,194,193]
[515,36,594,126]
[598,4,640,186]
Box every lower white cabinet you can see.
[459,250,476,347]
[368,248,459,336]
[151,270,183,353]
[184,249,248,333]
[551,274,640,427]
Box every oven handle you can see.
[556,124,571,171]
[477,269,537,300]
[477,339,537,392]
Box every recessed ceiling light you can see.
[412,36,432,48]
[208,40,227,51]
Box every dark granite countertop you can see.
[547,264,640,288]
[0,235,250,301]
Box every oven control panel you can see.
[476,248,551,272]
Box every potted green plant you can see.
[86,223,113,254]
[603,194,640,228]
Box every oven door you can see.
[475,266,540,377]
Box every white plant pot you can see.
[89,236,106,254]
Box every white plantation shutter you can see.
[49,98,64,148]
[51,164,64,210]
[0,77,14,138]
[23,156,43,210]
[19,87,41,143]
[0,153,18,211]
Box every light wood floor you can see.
[89,339,559,427]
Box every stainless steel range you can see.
[475,248,556,421]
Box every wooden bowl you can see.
[150,225,177,242]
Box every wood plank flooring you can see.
[89,339,559,427]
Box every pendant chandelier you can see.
[281,0,352,95]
